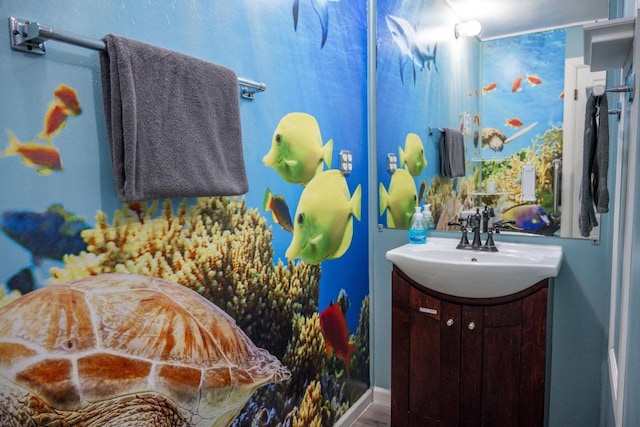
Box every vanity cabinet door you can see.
[392,269,462,427]
[480,288,547,427]
[479,299,523,426]
[408,284,461,426]
[459,305,484,425]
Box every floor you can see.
[351,402,390,427]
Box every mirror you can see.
[376,0,609,240]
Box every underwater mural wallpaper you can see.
[480,29,565,236]
[376,0,481,232]
[376,0,566,238]
[0,1,368,426]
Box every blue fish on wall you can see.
[7,268,35,294]
[0,204,89,265]
[501,204,559,236]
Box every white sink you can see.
[386,237,563,298]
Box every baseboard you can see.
[333,388,373,427]
[373,386,391,406]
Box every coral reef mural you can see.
[0,0,368,425]
[480,29,565,236]
[1,198,369,425]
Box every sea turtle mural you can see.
[481,122,538,152]
[0,273,290,426]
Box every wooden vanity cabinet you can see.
[391,266,548,427]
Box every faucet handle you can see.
[447,221,470,248]
[483,220,513,252]
[465,214,475,229]
[484,227,499,251]
[491,220,516,233]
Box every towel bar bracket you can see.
[238,78,266,100]
[240,88,256,100]
[9,17,46,55]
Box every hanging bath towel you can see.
[99,34,248,202]
[578,92,609,237]
[440,128,466,177]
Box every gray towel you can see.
[579,92,609,237]
[99,34,248,202]
[440,128,465,177]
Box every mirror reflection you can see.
[376,0,608,240]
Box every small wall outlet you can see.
[387,153,397,174]
[339,150,353,174]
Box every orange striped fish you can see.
[38,103,69,142]
[482,82,497,94]
[505,117,524,128]
[512,75,523,92]
[54,84,82,115]
[526,73,542,86]
[3,131,62,174]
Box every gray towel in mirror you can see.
[440,128,465,178]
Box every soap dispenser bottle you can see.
[408,206,427,244]
[423,204,435,231]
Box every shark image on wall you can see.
[385,15,438,85]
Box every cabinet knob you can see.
[446,318,454,327]
[468,322,476,330]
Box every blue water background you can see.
[481,30,566,159]
[0,0,368,331]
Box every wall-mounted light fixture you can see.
[454,20,482,38]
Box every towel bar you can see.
[8,16,266,100]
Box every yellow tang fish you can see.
[379,168,417,228]
[3,130,63,175]
[399,132,427,177]
[263,112,333,185]
[286,170,361,265]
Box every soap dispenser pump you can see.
[408,206,427,244]
[423,204,435,231]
